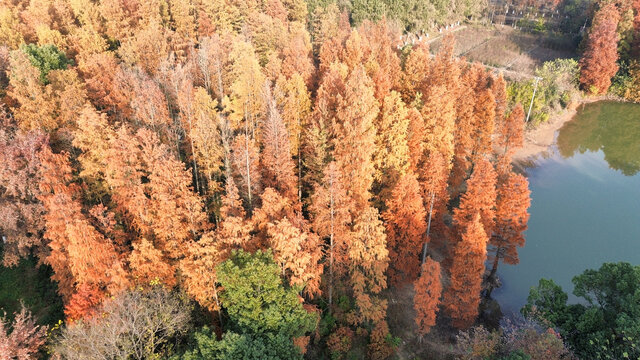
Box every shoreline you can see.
[511,96,614,171]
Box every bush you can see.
[50,286,192,359]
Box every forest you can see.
[0,0,639,358]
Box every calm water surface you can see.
[493,101,640,314]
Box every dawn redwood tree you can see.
[231,132,262,210]
[128,238,177,287]
[332,65,379,211]
[406,108,425,173]
[383,171,427,286]
[180,232,224,314]
[349,206,389,326]
[499,104,525,158]
[421,84,456,168]
[419,152,451,256]
[443,213,488,329]
[413,258,442,335]
[261,85,298,201]
[266,218,323,297]
[64,283,103,322]
[309,162,352,309]
[0,114,47,266]
[38,148,128,302]
[486,173,531,296]
[373,91,410,203]
[471,88,496,160]
[497,104,525,175]
[452,158,497,243]
[450,65,482,193]
[579,3,621,94]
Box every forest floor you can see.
[430,25,576,80]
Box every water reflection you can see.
[492,100,640,317]
[556,101,640,176]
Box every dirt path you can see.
[512,97,609,163]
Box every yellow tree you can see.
[191,87,224,195]
[227,39,266,137]
[267,218,323,297]
[275,73,311,200]
[349,206,389,326]
[373,91,410,203]
[261,85,298,201]
[180,232,224,316]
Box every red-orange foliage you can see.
[471,88,496,159]
[499,104,525,158]
[443,213,488,329]
[490,173,531,273]
[332,65,379,211]
[358,20,401,101]
[450,65,482,192]
[497,104,525,175]
[327,326,354,357]
[368,320,394,360]
[129,238,177,287]
[104,127,206,263]
[383,171,426,286]
[452,158,497,241]
[215,177,252,254]
[310,162,352,307]
[64,283,104,322]
[580,3,620,94]
[38,148,127,301]
[400,43,431,103]
[0,117,47,266]
[413,258,442,335]
[406,108,425,173]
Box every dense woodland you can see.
[0,0,638,358]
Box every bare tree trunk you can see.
[328,176,335,313]
[422,191,435,265]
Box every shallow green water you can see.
[493,101,640,314]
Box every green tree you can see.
[217,250,317,337]
[350,0,386,25]
[20,44,71,84]
[522,262,640,359]
[181,250,318,359]
[180,327,303,360]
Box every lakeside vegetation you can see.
[0,0,638,359]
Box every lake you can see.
[493,100,640,315]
